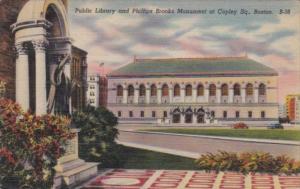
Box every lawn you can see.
[118,145,197,170]
[141,129,300,141]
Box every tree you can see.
[72,106,123,167]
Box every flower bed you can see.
[196,151,300,174]
[0,99,75,189]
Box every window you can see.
[209,84,216,96]
[248,111,252,118]
[150,84,157,96]
[90,85,95,89]
[259,83,266,95]
[261,111,265,118]
[174,84,180,96]
[152,111,156,118]
[117,85,123,96]
[139,84,146,96]
[90,76,95,81]
[234,84,241,96]
[129,111,133,117]
[223,111,227,118]
[246,83,253,96]
[163,111,168,118]
[118,111,122,117]
[162,84,169,96]
[0,81,6,98]
[185,84,192,96]
[140,111,144,117]
[90,99,95,103]
[210,111,215,118]
[197,84,204,96]
[90,92,95,96]
[235,111,240,118]
[221,84,228,96]
[128,85,134,96]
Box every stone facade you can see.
[107,57,279,126]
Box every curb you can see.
[119,130,300,146]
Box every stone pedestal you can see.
[53,129,98,189]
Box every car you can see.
[267,123,284,129]
[232,122,249,129]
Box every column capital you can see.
[32,39,49,52]
[15,43,28,55]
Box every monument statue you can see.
[47,54,79,115]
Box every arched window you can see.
[233,83,241,96]
[185,84,192,96]
[209,84,216,96]
[139,84,145,96]
[150,84,157,96]
[174,84,180,97]
[246,83,253,96]
[221,84,228,96]
[197,84,204,96]
[162,84,169,96]
[259,83,266,95]
[117,85,123,96]
[128,85,134,96]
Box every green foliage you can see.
[0,99,75,189]
[195,151,300,174]
[72,106,121,167]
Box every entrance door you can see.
[197,114,205,123]
[185,114,192,123]
[173,114,180,123]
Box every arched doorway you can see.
[197,108,205,123]
[172,108,181,123]
[185,108,193,123]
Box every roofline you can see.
[134,56,249,62]
[107,72,278,78]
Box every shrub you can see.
[72,106,123,168]
[0,99,75,189]
[233,122,249,129]
[195,151,300,174]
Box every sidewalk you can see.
[79,169,300,189]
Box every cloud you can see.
[69,0,300,103]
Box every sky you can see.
[68,0,300,103]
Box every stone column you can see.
[180,87,185,102]
[229,88,233,103]
[15,43,30,111]
[204,87,209,102]
[134,87,138,104]
[169,87,173,103]
[123,88,128,104]
[33,40,48,115]
[157,87,162,104]
[241,87,246,103]
[193,113,197,124]
[216,87,221,103]
[192,87,197,102]
[180,113,185,124]
[146,87,150,104]
[254,87,258,103]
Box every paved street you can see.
[80,169,300,189]
[118,130,300,160]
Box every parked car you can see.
[267,123,284,129]
[232,122,249,129]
